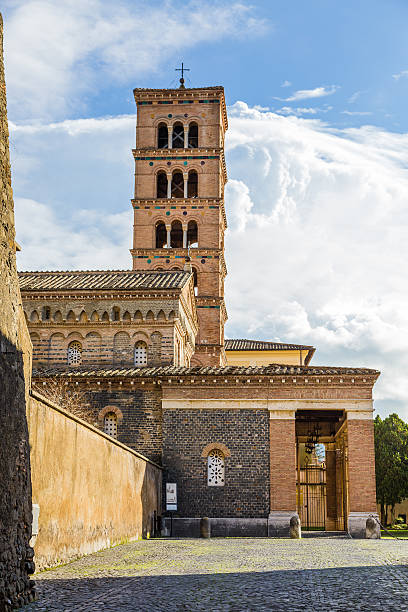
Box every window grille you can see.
[207,449,225,486]
[104,412,117,438]
[134,341,147,366]
[67,341,82,365]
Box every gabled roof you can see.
[33,364,380,379]
[18,270,191,292]
[225,339,315,351]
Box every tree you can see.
[374,413,408,525]
[39,379,93,424]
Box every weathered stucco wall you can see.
[28,391,162,570]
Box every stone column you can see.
[184,127,189,148]
[166,225,171,248]
[182,225,188,248]
[166,173,172,199]
[346,409,380,538]
[183,172,188,198]
[325,443,337,531]
[268,409,300,538]
[168,126,173,149]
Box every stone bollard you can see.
[200,517,211,538]
[366,516,380,539]
[290,515,301,539]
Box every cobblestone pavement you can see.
[22,537,408,611]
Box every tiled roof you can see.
[33,364,380,379]
[18,270,191,291]
[225,339,315,351]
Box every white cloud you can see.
[3,0,266,120]
[348,91,362,103]
[277,85,339,102]
[281,80,291,88]
[276,107,318,116]
[392,70,408,81]
[341,110,372,116]
[11,103,408,419]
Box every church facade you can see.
[20,82,380,538]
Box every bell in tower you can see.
[131,79,228,366]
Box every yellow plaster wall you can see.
[225,349,306,367]
[28,392,162,570]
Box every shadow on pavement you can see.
[22,564,408,611]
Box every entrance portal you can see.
[296,410,349,532]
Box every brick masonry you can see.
[347,418,377,513]
[162,409,270,518]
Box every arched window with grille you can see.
[187,170,198,197]
[134,341,147,366]
[172,122,184,148]
[188,122,198,148]
[67,341,82,365]
[104,412,117,438]
[207,449,225,486]
[157,171,168,198]
[157,123,168,148]
[171,171,184,198]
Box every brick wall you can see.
[347,419,377,513]
[269,419,297,511]
[162,409,270,518]
[82,384,163,464]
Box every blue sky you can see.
[3,0,408,418]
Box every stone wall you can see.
[162,408,270,518]
[28,391,162,570]
[0,12,36,610]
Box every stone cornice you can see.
[132,198,227,229]
[133,87,228,132]
[132,147,227,183]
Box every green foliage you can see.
[374,413,408,512]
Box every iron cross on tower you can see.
[175,62,190,89]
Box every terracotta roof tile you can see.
[225,339,315,351]
[33,364,380,379]
[18,270,191,291]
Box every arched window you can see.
[104,412,117,438]
[187,170,198,197]
[188,122,198,148]
[134,341,147,366]
[112,306,120,321]
[172,122,184,148]
[192,267,198,296]
[42,306,51,321]
[156,222,167,248]
[170,220,183,248]
[54,310,63,322]
[207,449,225,486]
[30,310,39,322]
[102,311,109,322]
[157,171,168,198]
[67,341,82,365]
[171,172,184,198]
[157,123,168,148]
[187,220,198,247]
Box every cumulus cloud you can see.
[3,0,266,120]
[281,80,291,88]
[277,85,339,102]
[11,103,408,418]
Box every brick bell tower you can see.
[131,75,228,366]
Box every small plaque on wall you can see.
[166,483,177,511]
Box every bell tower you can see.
[131,80,228,366]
